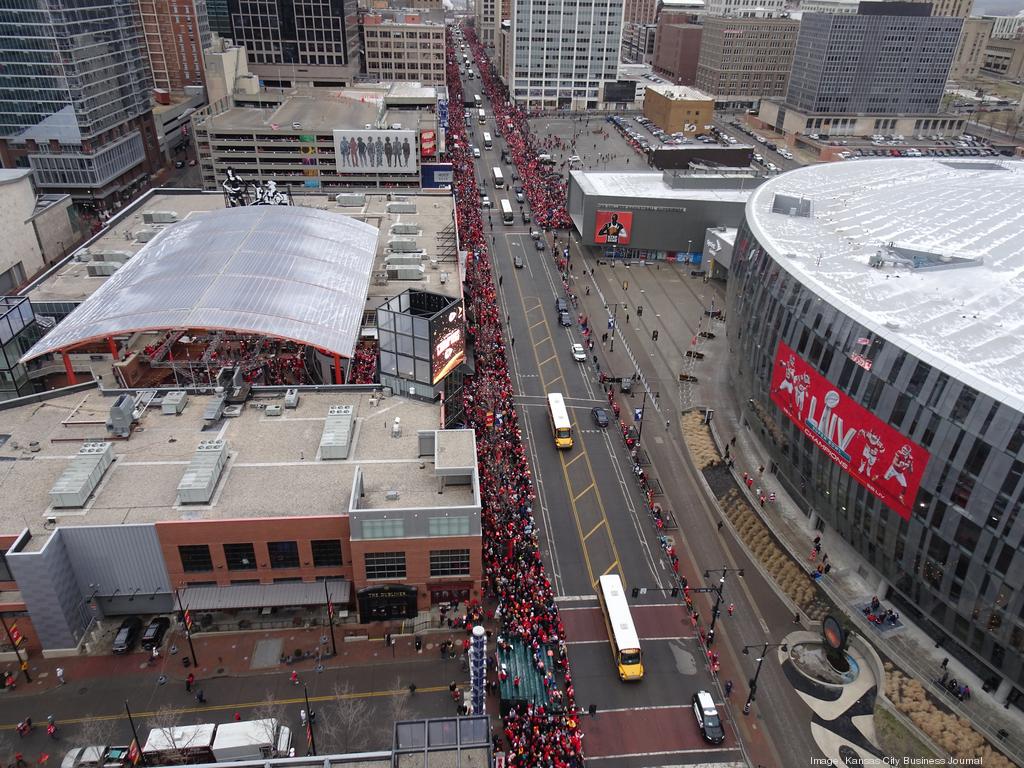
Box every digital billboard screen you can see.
[770,341,930,520]
[430,301,466,384]
[332,130,419,174]
[594,211,633,245]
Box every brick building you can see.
[138,0,213,93]
[695,15,800,108]
[653,11,702,84]
[643,84,714,133]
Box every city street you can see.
[464,67,824,766]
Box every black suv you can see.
[112,616,144,654]
[141,616,171,650]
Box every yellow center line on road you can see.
[14,685,450,727]
[510,253,625,595]
[583,519,605,541]
[573,482,595,502]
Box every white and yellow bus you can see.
[598,574,644,681]
[500,198,514,225]
[547,392,573,449]
[482,131,493,149]
[492,167,505,189]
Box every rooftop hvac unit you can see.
[135,228,160,242]
[335,193,366,207]
[143,211,179,224]
[106,394,135,437]
[390,223,421,235]
[162,390,189,415]
[87,263,121,277]
[265,404,283,416]
[91,250,131,263]
[439,271,449,284]
[49,442,115,508]
[388,193,410,202]
[203,392,227,424]
[284,388,300,408]
[384,254,423,267]
[386,265,425,280]
[177,440,229,504]
[386,202,417,214]
[373,271,389,285]
[388,238,420,253]
[320,405,355,460]
[75,249,92,262]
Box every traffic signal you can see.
[631,587,639,599]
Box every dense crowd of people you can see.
[447,26,584,767]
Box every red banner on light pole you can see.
[770,340,929,520]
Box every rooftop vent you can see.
[162,390,189,415]
[143,211,179,224]
[868,242,983,272]
[320,405,355,460]
[771,193,812,218]
[106,394,135,437]
[284,389,300,408]
[134,228,160,243]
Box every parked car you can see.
[571,343,586,361]
[112,616,143,654]
[591,407,610,428]
[558,311,572,327]
[693,690,725,744]
[555,297,568,313]
[141,616,171,650]
[513,254,524,269]
[535,238,545,251]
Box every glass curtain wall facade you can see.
[726,220,1024,703]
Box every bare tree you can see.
[378,675,411,746]
[74,715,120,749]
[316,681,373,755]
[248,692,288,754]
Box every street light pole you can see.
[741,641,788,715]
[609,303,620,352]
[303,684,317,756]
[702,567,743,646]
[635,389,648,445]
[174,588,199,668]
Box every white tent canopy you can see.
[22,205,379,362]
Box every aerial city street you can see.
[1,0,1024,767]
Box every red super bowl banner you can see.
[770,341,929,520]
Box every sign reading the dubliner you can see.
[770,341,929,521]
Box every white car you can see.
[726,136,737,144]
[571,343,586,362]
[482,195,491,208]
[472,147,481,158]
[766,162,779,172]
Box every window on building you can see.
[179,545,213,572]
[363,518,405,539]
[312,539,343,567]
[224,542,257,570]
[267,541,300,569]
[954,517,981,553]
[428,516,471,536]
[430,549,471,577]
[365,551,406,579]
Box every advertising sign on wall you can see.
[770,341,929,520]
[594,211,633,245]
[420,130,437,158]
[430,300,466,384]
[421,163,454,189]
[332,130,419,174]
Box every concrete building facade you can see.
[653,13,702,84]
[624,0,659,24]
[948,17,994,83]
[643,84,713,133]
[797,0,859,13]
[983,13,1024,39]
[0,0,162,208]
[362,12,446,85]
[622,23,659,64]
[138,0,213,94]
[702,0,782,15]
[509,0,626,110]
[476,0,498,48]
[786,5,962,116]
[694,16,799,105]
[983,37,1024,79]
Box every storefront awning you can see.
[180,580,350,611]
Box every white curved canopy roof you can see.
[22,205,380,362]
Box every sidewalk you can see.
[566,246,1024,764]
[3,613,472,696]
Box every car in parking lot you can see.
[141,616,171,650]
[571,343,586,361]
[513,253,524,269]
[693,690,725,744]
[591,407,610,428]
[112,616,143,654]
[558,311,572,327]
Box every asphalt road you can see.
[463,75,748,766]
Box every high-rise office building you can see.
[694,16,799,106]
[138,0,213,93]
[510,0,625,109]
[652,11,702,84]
[226,0,359,67]
[476,0,498,48]
[206,0,233,38]
[703,0,783,16]
[362,11,446,85]
[948,17,993,82]
[785,3,962,116]
[0,0,161,207]
[624,0,659,24]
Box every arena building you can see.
[726,158,1024,707]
